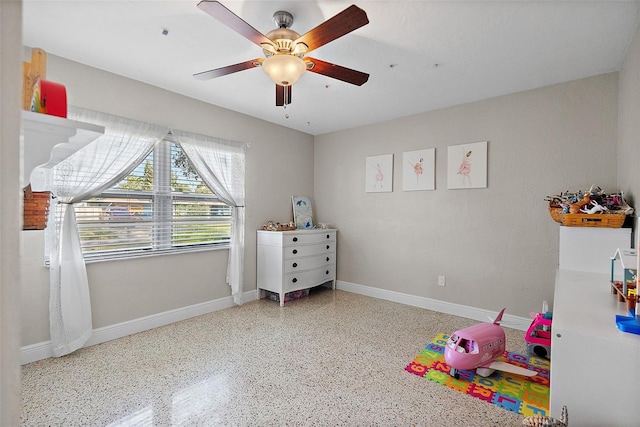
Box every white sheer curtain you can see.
[42,107,169,356]
[171,130,247,305]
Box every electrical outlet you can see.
[438,275,446,287]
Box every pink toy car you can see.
[525,311,552,359]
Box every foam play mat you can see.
[405,333,550,417]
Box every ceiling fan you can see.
[194,1,370,106]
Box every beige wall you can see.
[21,54,314,345]
[618,22,640,234]
[314,73,619,318]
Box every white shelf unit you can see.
[550,269,640,426]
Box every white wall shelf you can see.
[22,110,104,190]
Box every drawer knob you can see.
[326,234,330,239]
[293,237,298,242]
[326,257,330,262]
[326,245,330,250]
[292,278,297,283]
[292,263,298,268]
[292,249,298,254]
[326,270,329,274]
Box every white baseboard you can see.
[336,280,530,331]
[20,289,257,365]
[20,341,52,365]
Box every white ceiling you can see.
[23,1,640,136]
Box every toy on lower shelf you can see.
[615,291,640,334]
[525,302,552,359]
[610,248,637,311]
[615,310,640,335]
[610,248,640,334]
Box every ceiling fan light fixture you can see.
[262,55,306,86]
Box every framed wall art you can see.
[402,148,435,191]
[365,154,393,193]
[447,141,488,189]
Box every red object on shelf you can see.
[30,78,67,118]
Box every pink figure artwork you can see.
[374,162,384,189]
[366,154,393,192]
[408,157,424,183]
[457,150,472,186]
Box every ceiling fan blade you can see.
[275,85,292,106]
[293,5,368,53]
[194,59,262,81]
[197,1,275,48]
[304,57,369,86]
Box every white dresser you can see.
[257,229,337,306]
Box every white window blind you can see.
[73,140,231,260]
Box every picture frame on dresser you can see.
[292,195,314,229]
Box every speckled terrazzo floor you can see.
[21,288,529,426]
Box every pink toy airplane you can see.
[444,308,538,379]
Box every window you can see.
[74,139,232,260]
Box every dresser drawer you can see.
[284,242,335,259]
[284,231,335,246]
[284,253,334,273]
[284,265,335,291]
